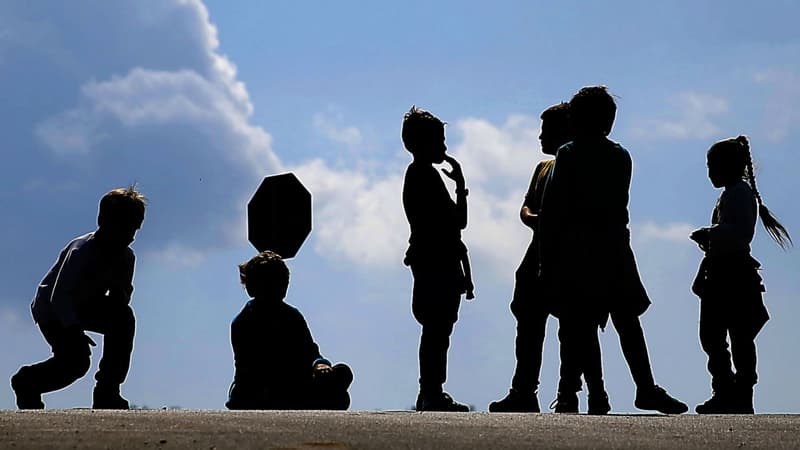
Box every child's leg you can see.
[610,311,655,390]
[80,300,135,403]
[510,310,548,396]
[581,322,611,415]
[729,325,758,413]
[309,363,354,410]
[418,321,455,395]
[13,322,92,403]
[556,318,583,395]
[699,301,735,393]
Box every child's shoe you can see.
[415,391,469,412]
[695,391,733,414]
[10,371,44,410]
[634,385,688,414]
[488,389,539,413]
[550,391,579,413]
[93,385,130,410]
[587,391,611,415]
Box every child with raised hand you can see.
[11,186,145,410]
[226,251,353,410]
[691,135,791,414]
[401,106,472,412]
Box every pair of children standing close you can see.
[401,86,790,414]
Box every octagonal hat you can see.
[247,172,312,258]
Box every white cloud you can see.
[14,0,281,259]
[754,69,800,142]
[36,68,279,175]
[313,112,363,148]
[144,242,209,269]
[630,92,729,140]
[633,221,697,244]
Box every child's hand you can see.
[441,155,465,189]
[690,227,710,251]
[313,362,333,378]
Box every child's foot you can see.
[10,372,44,410]
[415,392,469,412]
[695,391,733,414]
[93,386,130,410]
[488,389,539,413]
[634,385,688,414]
[587,391,611,415]
[550,392,579,413]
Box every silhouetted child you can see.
[11,186,145,410]
[489,103,570,413]
[549,87,687,415]
[691,136,791,414]
[401,106,472,412]
[226,251,353,410]
[543,87,687,415]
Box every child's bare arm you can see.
[441,155,468,229]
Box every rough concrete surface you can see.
[1,410,799,449]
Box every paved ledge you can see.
[1,410,798,449]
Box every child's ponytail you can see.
[739,135,793,249]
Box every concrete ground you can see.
[1,410,798,449]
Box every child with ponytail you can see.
[690,135,791,414]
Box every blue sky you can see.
[1,1,798,412]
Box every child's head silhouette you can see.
[569,86,616,138]
[707,135,792,249]
[97,185,146,247]
[239,250,291,300]
[540,102,571,155]
[402,106,447,163]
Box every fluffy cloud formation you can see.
[0,0,279,276]
[313,111,364,148]
[630,92,729,140]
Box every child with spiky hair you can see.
[11,186,146,410]
[401,106,472,412]
[226,251,352,410]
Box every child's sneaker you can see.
[488,389,539,413]
[550,392,579,413]
[587,391,611,415]
[695,391,733,414]
[634,385,688,414]
[10,371,44,410]
[93,386,130,410]
[415,392,469,412]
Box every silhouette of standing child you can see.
[691,136,791,414]
[226,251,353,410]
[489,103,570,413]
[401,106,473,412]
[11,186,145,410]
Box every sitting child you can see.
[226,251,353,410]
